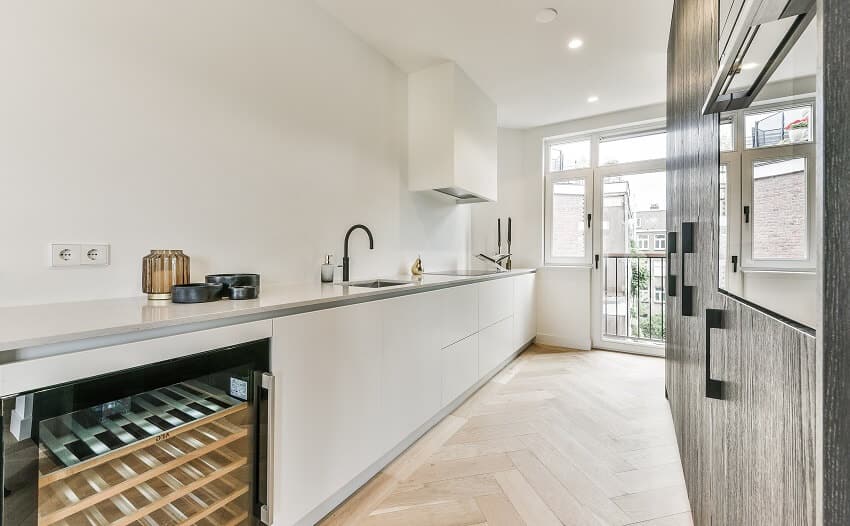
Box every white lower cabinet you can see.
[272,274,535,525]
[380,291,442,447]
[514,272,537,348]
[441,333,478,405]
[478,316,514,379]
[273,302,384,526]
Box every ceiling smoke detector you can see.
[535,8,559,24]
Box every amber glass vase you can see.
[142,250,190,300]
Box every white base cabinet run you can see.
[272,273,536,526]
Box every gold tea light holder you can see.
[142,250,190,300]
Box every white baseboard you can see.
[534,332,591,351]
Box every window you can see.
[720,116,735,151]
[654,234,666,250]
[636,217,643,227]
[745,104,812,149]
[653,288,664,303]
[637,235,649,250]
[548,139,591,171]
[652,259,664,277]
[545,171,592,265]
[599,130,666,165]
[751,157,808,260]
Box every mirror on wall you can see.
[716,20,818,330]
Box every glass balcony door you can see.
[591,166,667,356]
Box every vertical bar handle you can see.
[259,372,275,524]
[743,205,750,223]
[705,309,723,399]
[681,222,695,316]
[587,213,592,228]
[594,254,599,269]
[666,231,677,297]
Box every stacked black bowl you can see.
[205,274,260,300]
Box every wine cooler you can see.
[0,339,273,526]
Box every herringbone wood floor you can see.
[319,346,693,526]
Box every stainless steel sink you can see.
[342,279,415,289]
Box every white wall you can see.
[0,1,471,307]
[472,105,666,349]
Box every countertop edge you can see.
[0,269,536,357]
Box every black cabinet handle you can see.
[705,309,723,399]
[587,213,592,228]
[667,231,677,297]
[743,205,750,223]
[681,222,695,316]
[594,254,599,269]
[731,255,738,273]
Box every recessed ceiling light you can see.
[567,38,584,50]
[535,8,559,23]
[587,96,599,103]
[740,62,759,70]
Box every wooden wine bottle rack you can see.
[37,382,253,526]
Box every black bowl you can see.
[205,274,260,298]
[229,285,258,300]
[172,283,223,303]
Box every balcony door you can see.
[591,164,667,356]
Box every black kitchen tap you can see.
[343,224,374,282]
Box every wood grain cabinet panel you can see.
[666,1,817,524]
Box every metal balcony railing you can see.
[602,253,666,343]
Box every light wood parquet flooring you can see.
[318,346,693,526]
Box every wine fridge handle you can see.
[261,372,276,525]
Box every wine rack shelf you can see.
[37,380,252,526]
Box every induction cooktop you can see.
[425,270,507,276]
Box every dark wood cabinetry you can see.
[666,0,818,523]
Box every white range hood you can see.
[408,62,498,203]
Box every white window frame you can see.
[740,144,816,271]
[720,97,817,276]
[719,153,743,294]
[544,167,594,266]
[654,234,666,250]
[637,235,649,250]
[653,288,664,303]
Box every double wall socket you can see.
[50,244,110,267]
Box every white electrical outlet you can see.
[81,244,110,265]
[50,244,81,267]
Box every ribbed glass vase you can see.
[142,250,190,300]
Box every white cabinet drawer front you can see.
[439,284,478,348]
[478,278,514,330]
[272,304,383,526]
[381,293,443,448]
[478,316,513,379]
[442,334,478,406]
[514,273,537,347]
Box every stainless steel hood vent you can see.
[434,187,490,203]
[703,0,815,115]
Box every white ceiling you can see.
[314,0,674,129]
